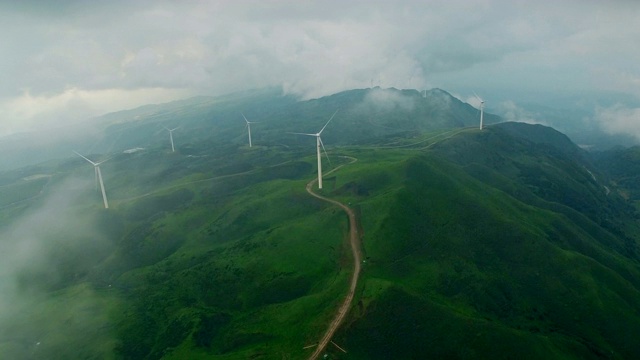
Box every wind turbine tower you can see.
[241,113,258,147]
[291,109,339,190]
[474,92,485,130]
[74,151,110,209]
[164,126,179,152]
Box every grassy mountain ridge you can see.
[1,89,640,359]
[327,124,640,359]
[0,87,494,171]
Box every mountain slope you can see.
[2,90,640,359]
[593,146,640,208]
[0,87,495,171]
[328,123,640,359]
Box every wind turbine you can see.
[473,92,485,130]
[291,109,339,190]
[241,113,258,147]
[73,151,109,209]
[163,126,179,152]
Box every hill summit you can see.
[0,87,496,170]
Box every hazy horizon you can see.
[1,1,640,141]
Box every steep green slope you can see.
[0,139,362,359]
[327,124,640,359]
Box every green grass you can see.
[329,129,640,359]
[0,283,121,360]
[96,157,359,358]
[2,121,640,359]
[0,177,49,208]
[0,140,361,359]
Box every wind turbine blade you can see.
[288,132,318,137]
[73,151,97,166]
[319,137,332,168]
[96,166,109,209]
[95,157,111,166]
[318,109,339,135]
[241,112,250,124]
[472,91,484,105]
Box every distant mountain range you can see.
[1,87,499,171]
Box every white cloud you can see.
[0,177,117,357]
[0,87,190,136]
[1,1,640,135]
[595,104,640,140]
[496,100,547,125]
[353,87,416,114]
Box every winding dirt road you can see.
[305,156,362,360]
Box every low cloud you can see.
[464,95,483,109]
[352,88,416,114]
[496,100,547,125]
[1,87,190,136]
[1,1,640,138]
[595,104,640,140]
[0,177,117,358]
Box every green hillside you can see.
[1,88,639,359]
[0,87,497,171]
[330,124,640,359]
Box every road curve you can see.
[306,157,362,360]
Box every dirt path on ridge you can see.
[305,156,361,360]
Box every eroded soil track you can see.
[306,157,362,360]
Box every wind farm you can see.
[1,87,640,360]
[3,1,640,358]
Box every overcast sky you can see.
[1,0,639,136]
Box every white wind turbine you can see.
[291,109,339,190]
[74,151,110,209]
[473,91,485,130]
[241,113,258,147]
[163,126,179,152]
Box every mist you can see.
[596,104,640,142]
[495,100,548,126]
[352,87,417,114]
[0,177,119,358]
[2,1,639,141]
